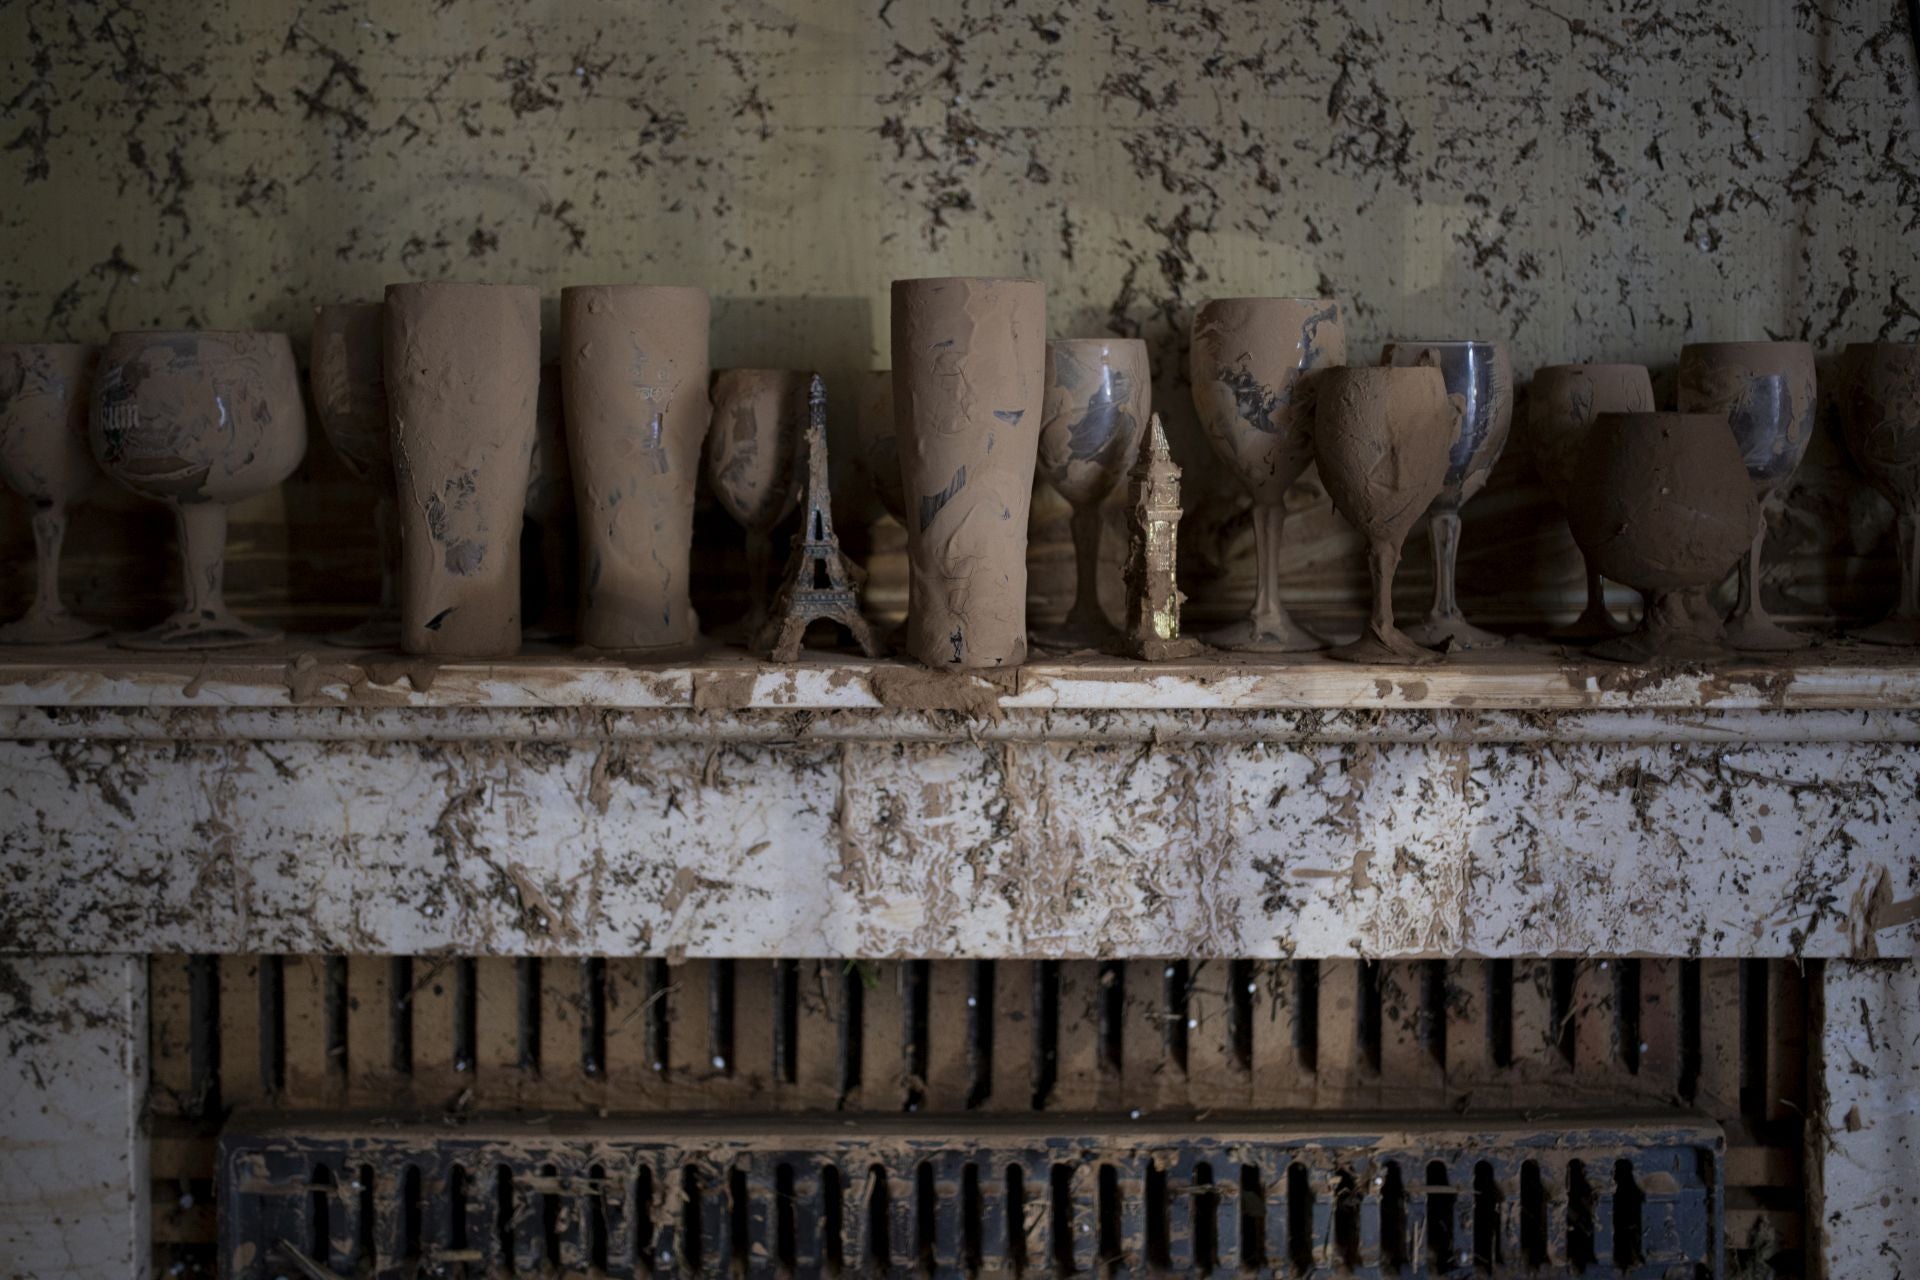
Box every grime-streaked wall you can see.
[2,0,1916,630]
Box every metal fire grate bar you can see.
[218,1116,1722,1278]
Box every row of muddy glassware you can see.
[0,279,1915,666]
[1182,300,1920,666]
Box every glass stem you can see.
[175,502,229,620]
[1251,502,1286,623]
[1067,503,1105,626]
[1583,556,1607,617]
[1369,537,1398,637]
[1428,507,1462,621]
[30,500,66,617]
[747,528,773,629]
[1735,522,1768,624]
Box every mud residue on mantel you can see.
[867,665,1013,721]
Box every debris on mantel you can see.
[2,637,1919,715]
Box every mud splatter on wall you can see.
[1,0,1916,627]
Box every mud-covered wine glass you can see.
[1840,342,1920,645]
[1189,296,1345,651]
[0,343,105,643]
[1381,339,1513,650]
[91,330,308,649]
[1037,337,1151,649]
[1567,413,1758,664]
[707,368,808,637]
[1315,359,1462,665]
[1677,340,1816,651]
[1527,363,1654,641]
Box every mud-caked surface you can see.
[1677,341,1818,491]
[1189,298,1344,506]
[1569,413,1757,594]
[1526,363,1655,502]
[892,277,1044,670]
[387,283,540,658]
[1315,367,1455,548]
[91,331,306,506]
[563,284,710,652]
[0,343,99,505]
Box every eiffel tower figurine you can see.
[753,374,884,662]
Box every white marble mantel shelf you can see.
[0,639,1915,961]
[3,637,1920,716]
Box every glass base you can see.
[1206,612,1328,653]
[584,637,709,663]
[1723,611,1810,652]
[1403,612,1504,651]
[0,610,108,646]
[1032,613,1125,655]
[1853,613,1920,646]
[1327,622,1444,666]
[1127,633,1206,662]
[115,610,281,651]
[1546,601,1628,643]
[321,612,403,649]
[1590,626,1730,665]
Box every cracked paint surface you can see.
[1811,960,1920,1277]
[2,713,1914,960]
[0,954,147,1277]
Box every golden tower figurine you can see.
[1124,413,1204,660]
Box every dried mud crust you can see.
[892,277,1045,670]
[0,637,1916,719]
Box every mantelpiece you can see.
[1,640,1915,961]
[0,641,1914,1276]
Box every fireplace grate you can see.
[156,957,1799,1276]
[218,1116,1721,1278]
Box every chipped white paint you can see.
[1810,961,1920,1280]
[1,648,1914,960]
[0,954,148,1278]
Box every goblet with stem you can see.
[1567,413,1758,664]
[1840,342,1920,645]
[1677,341,1816,651]
[90,330,307,650]
[1381,339,1513,650]
[1036,337,1151,650]
[1315,358,1462,665]
[1527,363,1654,641]
[1189,296,1345,651]
[706,368,808,638]
[310,302,397,647]
[0,343,105,643]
